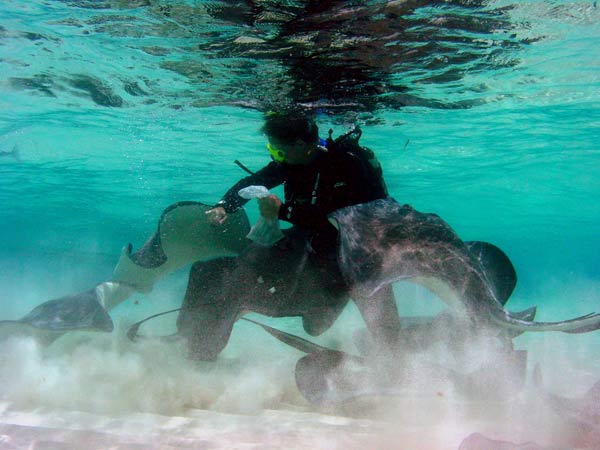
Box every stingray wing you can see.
[465,241,517,306]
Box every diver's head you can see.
[262,110,319,165]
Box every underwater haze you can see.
[1,0,599,449]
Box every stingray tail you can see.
[241,317,336,355]
[495,310,600,334]
[504,306,537,339]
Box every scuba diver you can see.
[180,110,400,360]
[0,109,401,362]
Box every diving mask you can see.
[267,142,286,162]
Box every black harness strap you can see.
[234,159,255,175]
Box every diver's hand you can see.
[206,206,228,225]
[258,195,282,220]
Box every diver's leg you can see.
[177,258,241,361]
[302,297,350,337]
[301,265,350,336]
[302,250,350,336]
[178,300,239,361]
[353,284,401,352]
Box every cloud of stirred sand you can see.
[0,274,599,448]
[0,326,304,416]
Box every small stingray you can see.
[0,286,113,344]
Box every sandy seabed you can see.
[1,323,598,450]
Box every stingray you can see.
[0,284,119,344]
[329,198,600,336]
[0,201,250,341]
[351,238,535,356]
[241,316,529,408]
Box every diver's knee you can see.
[302,313,336,336]
[186,343,220,361]
[181,328,232,361]
[302,318,329,336]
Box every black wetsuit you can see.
[216,139,388,253]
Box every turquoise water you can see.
[0,1,599,448]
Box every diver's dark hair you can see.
[262,110,319,144]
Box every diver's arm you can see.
[215,161,285,213]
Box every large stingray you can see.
[0,285,115,344]
[329,198,600,336]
